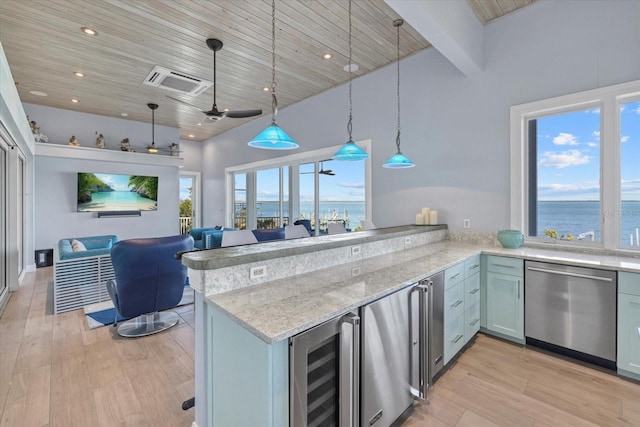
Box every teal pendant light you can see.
[332,0,369,161]
[248,0,298,150]
[383,19,415,169]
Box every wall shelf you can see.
[35,142,184,167]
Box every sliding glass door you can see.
[0,136,8,310]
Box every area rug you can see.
[83,286,194,329]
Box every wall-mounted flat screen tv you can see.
[77,172,158,212]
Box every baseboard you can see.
[190,422,198,427]
[25,263,36,273]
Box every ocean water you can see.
[256,200,365,229]
[78,191,157,211]
[537,201,640,245]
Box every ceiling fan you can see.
[301,162,335,176]
[138,103,181,155]
[167,38,262,122]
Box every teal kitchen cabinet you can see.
[618,271,640,380]
[485,255,524,343]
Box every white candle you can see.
[429,210,438,225]
[421,207,430,218]
[416,213,424,225]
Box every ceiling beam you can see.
[385,0,484,76]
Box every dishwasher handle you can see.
[527,266,613,282]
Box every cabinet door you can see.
[486,271,524,340]
[618,293,640,376]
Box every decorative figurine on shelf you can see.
[169,142,179,157]
[120,138,134,152]
[29,119,39,134]
[68,135,80,146]
[95,133,105,149]
[28,116,48,142]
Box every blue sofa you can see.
[54,234,119,313]
[190,227,236,249]
[58,235,119,260]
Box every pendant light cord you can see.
[396,19,402,153]
[347,0,353,142]
[271,0,278,124]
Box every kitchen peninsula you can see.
[182,225,640,427]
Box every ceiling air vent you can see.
[143,65,212,96]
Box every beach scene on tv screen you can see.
[77,173,158,212]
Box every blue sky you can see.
[94,173,133,192]
[536,101,640,201]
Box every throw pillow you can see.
[71,239,87,252]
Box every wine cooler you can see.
[290,313,360,427]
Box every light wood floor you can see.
[2,268,640,426]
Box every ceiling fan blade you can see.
[226,109,263,119]
[166,95,205,112]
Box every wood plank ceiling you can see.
[0,0,535,144]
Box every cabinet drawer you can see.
[486,255,523,276]
[444,314,465,365]
[465,302,480,342]
[464,254,481,278]
[444,282,465,323]
[619,271,640,297]
[445,262,465,289]
[465,272,480,308]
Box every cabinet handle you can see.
[637,327,640,338]
[451,273,461,279]
[470,318,480,326]
[470,264,480,270]
[452,334,464,344]
[451,300,463,308]
[517,279,520,299]
[493,263,515,269]
[470,288,479,294]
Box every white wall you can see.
[24,104,205,250]
[200,0,640,231]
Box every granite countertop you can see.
[181,224,447,270]
[205,239,640,344]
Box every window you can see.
[620,100,640,247]
[228,142,371,233]
[510,80,640,251]
[528,108,601,242]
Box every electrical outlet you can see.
[351,245,361,255]
[250,265,267,279]
[464,219,470,228]
[404,236,411,245]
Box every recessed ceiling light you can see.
[29,90,47,97]
[197,123,202,126]
[121,112,128,117]
[74,72,84,77]
[343,64,359,72]
[263,87,270,92]
[223,108,229,112]
[323,53,332,59]
[81,26,98,36]
[188,134,195,138]
[71,98,79,103]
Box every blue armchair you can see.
[190,227,236,249]
[106,234,194,337]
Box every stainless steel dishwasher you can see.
[525,260,617,369]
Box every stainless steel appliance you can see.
[525,260,617,369]
[360,272,444,427]
[290,312,360,427]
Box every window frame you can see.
[225,140,372,232]
[510,80,640,252]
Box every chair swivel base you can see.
[116,311,180,338]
